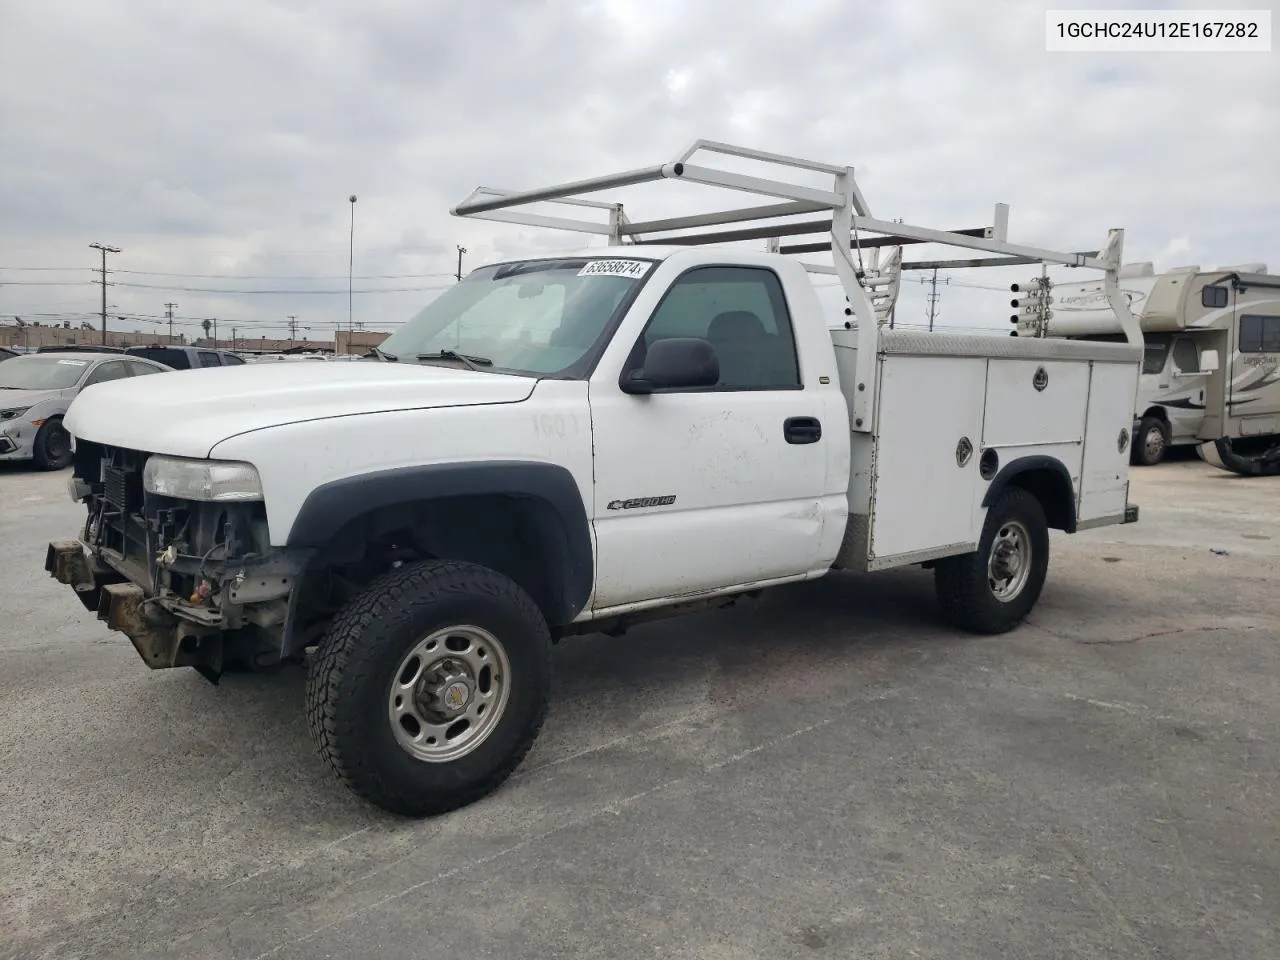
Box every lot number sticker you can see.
[578,259,651,279]
[57,359,88,365]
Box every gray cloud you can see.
[0,0,1275,341]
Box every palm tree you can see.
[201,319,212,341]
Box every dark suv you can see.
[124,345,245,369]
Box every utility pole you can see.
[165,302,178,341]
[89,242,120,345]
[456,245,467,282]
[287,314,298,342]
[925,268,945,332]
[231,326,237,351]
[211,317,218,348]
[348,194,357,337]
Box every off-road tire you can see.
[32,416,73,470]
[1132,416,1167,466]
[305,559,552,817]
[934,486,1050,635]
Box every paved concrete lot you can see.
[2,456,1277,960]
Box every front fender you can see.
[286,460,595,619]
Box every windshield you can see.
[377,256,655,377]
[1141,335,1170,374]
[1080,333,1169,376]
[0,355,90,390]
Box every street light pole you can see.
[348,195,357,347]
[456,245,467,282]
[89,242,120,345]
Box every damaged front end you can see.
[46,441,314,682]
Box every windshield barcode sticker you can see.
[578,259,652,279]
[57,359,88,365]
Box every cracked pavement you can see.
[1,454,1277,960]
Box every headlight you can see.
[0,407,30,421]
[142,455,263,502]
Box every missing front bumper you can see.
[46,539,230,678]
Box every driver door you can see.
[587,264,832,612]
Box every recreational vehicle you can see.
[1016,262,1280,475]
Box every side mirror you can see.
[1199,349,1220,373]
[620,337,719,395]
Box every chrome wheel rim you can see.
[388,624,511,763]
[988,520,1032,602]
[1144,426,1164,459]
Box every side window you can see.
[198,351,221,368]
[1240,315,1280,353]
[634,266,801,389]
[1201,285,1229,309]
[82,360,130,387]
[1171,338,1199,373]
[126,360,162,377]
[220,353,245,365]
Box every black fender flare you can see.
[980,454,1077,533]
[286,460,595,620]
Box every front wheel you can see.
[934,486,1050,634]
[305,559,552,817]
[1132,416,1167,466]
[32,416,73,470]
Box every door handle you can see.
[784,416,822,444]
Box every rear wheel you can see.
[1133,416,1167,466]
[934,486,1050,634]
[32,416,72,470]
[305,559,552,817]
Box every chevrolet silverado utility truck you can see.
[46,140,1144,817]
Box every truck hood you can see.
[63,361,538,458]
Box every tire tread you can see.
[934,486,1048,635]
[305,559,551,816]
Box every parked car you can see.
[0,347,18,362]
[0,351,172,469]
[124,345,246,369]
[37,345,125,355]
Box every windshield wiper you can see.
[416,350,493,371]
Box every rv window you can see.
[1172,338,1199,374]
[1201,286,1229,309]
[1239,315,1280,354]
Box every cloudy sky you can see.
[1,0,1276,344]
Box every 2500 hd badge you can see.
[607,495,677,510]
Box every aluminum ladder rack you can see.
[451,138,1141,432]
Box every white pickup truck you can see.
[46,141,1144,816]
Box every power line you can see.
[0,280,95,286]
[0,266,456,279]
[106,281,454,295]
